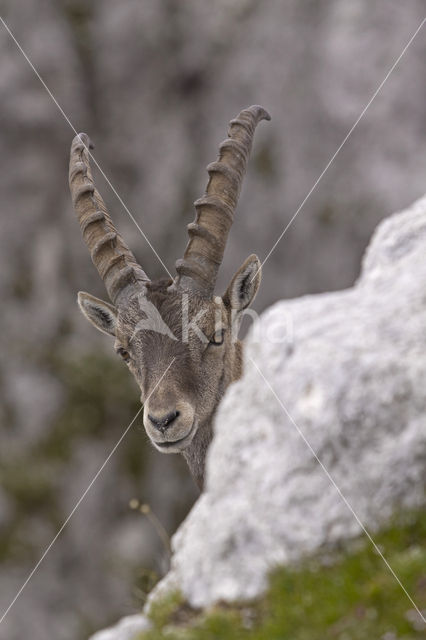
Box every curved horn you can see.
[69,133,149,305]
[175,105,270,296]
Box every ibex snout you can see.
[148,410,180,433]
[143,398,195,453]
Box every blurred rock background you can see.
[0,1,425,639]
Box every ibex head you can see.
[69,106,270,488]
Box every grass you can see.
[137,509,426,640]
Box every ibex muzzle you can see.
[69,106,270,489]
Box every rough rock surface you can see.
[89,615,150,640]
[155,195,426,609]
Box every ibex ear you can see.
[223,254,262,311]
[77,291,118,337]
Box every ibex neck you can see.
[182,420,213,491]
[183,340,244,490]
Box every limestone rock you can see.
[161,195,426,607]
[90,615,150,640]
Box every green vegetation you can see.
[138,509,426,640]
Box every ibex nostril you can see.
[148,410,180,433]
[164,410,179,426]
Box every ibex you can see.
[69,105,270,489]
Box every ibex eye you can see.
[210,329,225,346]
[117,347,131,362]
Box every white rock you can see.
[89,614,150,640]
[161,195,426,608]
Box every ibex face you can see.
[69,106,270,488]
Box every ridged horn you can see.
[69,133,150,305]
[175,105,270,296]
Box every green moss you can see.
[138,509,426,640]
[148,591,187,630]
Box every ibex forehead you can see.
[115,282,226,347]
